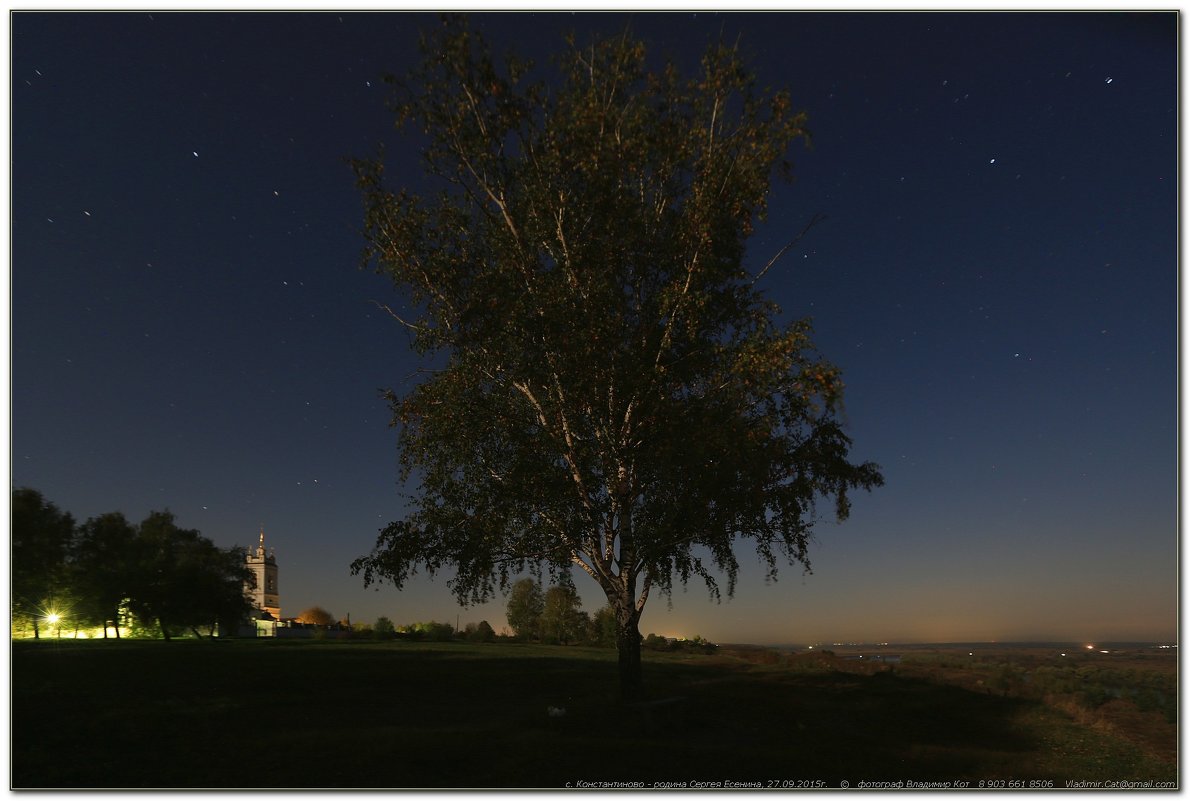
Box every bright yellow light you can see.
[45,613,61,625]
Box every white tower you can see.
[245,528,280,620]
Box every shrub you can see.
[400,621,455,642]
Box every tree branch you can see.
[371,300,429,335]
[512,379,594,516]
[635,574,652,612]
[751,211,827,286]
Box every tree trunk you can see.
[615,611,643,702]
[159,617,171,642]
[32,619,40,640]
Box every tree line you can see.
[506,579,714,651]
[11,488,254,640]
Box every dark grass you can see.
[11,639,1175,789]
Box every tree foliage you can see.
[589,606,618,648]
[71,512,138,637]
[464,619,497,642]
[350,17,883,697]
[400,620,456,641]
[504,577,544,640]
[541,585,589,645]
[12,488,77,638]
[125,511,254,640]
[10,490,255,640]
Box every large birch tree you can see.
[350,17,883,699]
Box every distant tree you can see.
[589,606,618,648]
[504,578,544,640]
[125,511,254,640]
[296,606,335,626]
[350,17,884,699]
[541,585,588,645]
[465,620,496,642]
[404,620,455,641]
[374,616,396,638]
[11,488,76,638]
[70,512,139,638]
[201,533,252,636]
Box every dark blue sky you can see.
[12,11,1177,643]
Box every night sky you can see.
[11,11,1177,645]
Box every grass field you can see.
[11,638,1177,789]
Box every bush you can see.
[400,621,455,642]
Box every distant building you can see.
[237,532,348,639]
[245,528,280,622]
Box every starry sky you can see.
[11,10,1177,645]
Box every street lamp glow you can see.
[45,613,60,625]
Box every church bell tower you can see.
[245,528,280,620]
